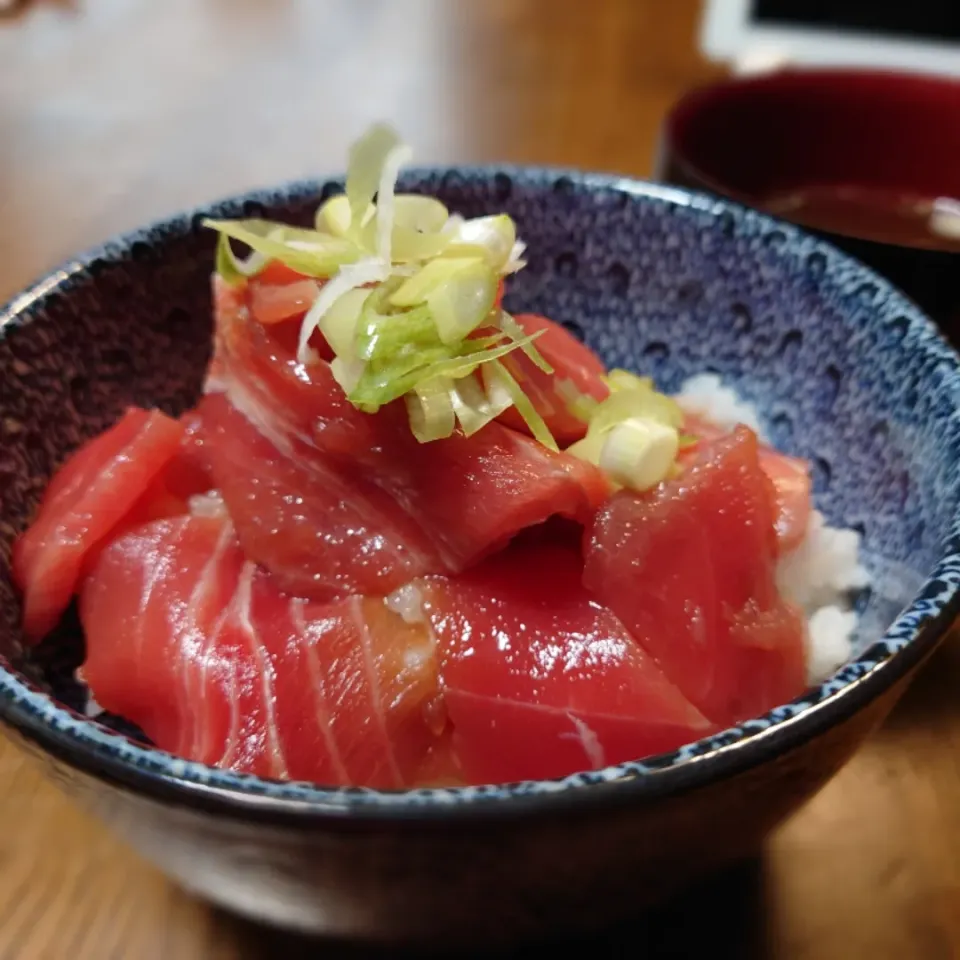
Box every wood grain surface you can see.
[1,2,958,957]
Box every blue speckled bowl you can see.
[1,169,959,945]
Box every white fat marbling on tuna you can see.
[293,599,351,783]
[561,712,606,770]
[234,562,289,780]
[188,490,227,518]
[350,596,404,787]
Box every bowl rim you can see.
[2,166,959,824]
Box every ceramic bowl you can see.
[1,169,959,946]
[654,68,960,338]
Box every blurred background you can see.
[3,2,960,958]
[0,0,723,303]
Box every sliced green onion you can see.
[204,219,360,279]
[598,417,679,491]
[319,193,451,262]
[479,361,515,412]
[389,257,483,308]
[500,312,553,374]
[405,377,456,442]
[566,430,606,467]
[330,355,366,394]
[348,330,546,412]
[297,257,389,362]
[215,233,268,286]
[316,194,357,237]
[389,229,452,263]
[486,359,558,452]
[589,381,684,434]
[503,239,527,275]
[450,369,513,436]
[603,369,656,395]
[428,331,545,383]
[376,142,414,261]
[394,195,450,233]
[556,378,600,423]
[442,214,517,271]
[346,123,402,244]
[462,332,513,352]
[318,287,371,358]
[425,261,498,344]
[569,367,686,484]
[356,302,438,364]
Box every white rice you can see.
[675,374,870,684]
[84,693,105,719]
[674,373,767,439]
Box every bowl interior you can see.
[1,169,959,797]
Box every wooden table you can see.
[1,2,959,957]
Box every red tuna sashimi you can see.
[197,391,444,600]
[496,313,610,445]
[250,278,320,326]
[415,539,714,784]
[203,287,609,599]
[80,513,447,787]
[584,427,807,729]
[79,512,245,755]
[12,407,184,642]
[106,409,216,540]
[245,261,319,328]
[682,413,812,551]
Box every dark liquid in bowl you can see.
[762,186,960,253]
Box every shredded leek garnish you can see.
[555,378,599,423]
[442,214,518,271]
[599,419,679,491]
[297,258,390,361]
[356,300,437,365]
[215,233,268,287]
[347,123,402,244]
[349,328,547,413]
[318,287,370,359]
[567,367,684,491]
[452,367,514,436]
[204,122,560,448]
[376,142,414,261]
[487,359,559,452]
[406,377,456,442]
[500,313,553,374]
[204,219,361,279]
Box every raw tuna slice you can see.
[106,409,216,543]
[202,291,609,599]
[197,391,444,601]
[682,413,812,551]
[250,278,320,326]
[584,427,807,729]
[12,407,185,642]
[495,313,610,445]
[411,537,714,784]
[80,512,448,788]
